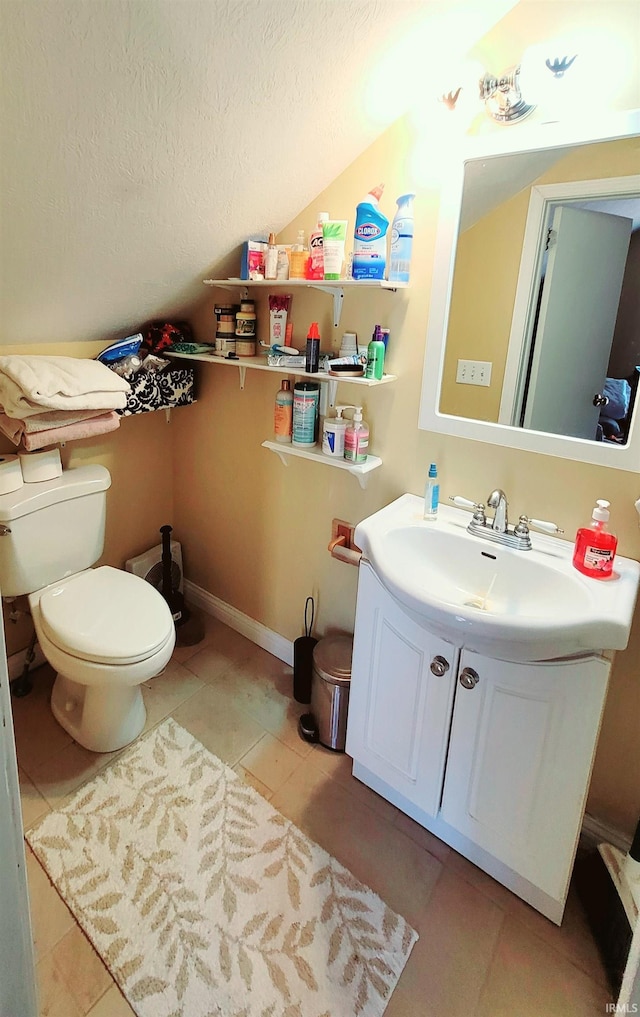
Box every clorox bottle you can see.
[352,184,389,280]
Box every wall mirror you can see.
[418,109,640,471]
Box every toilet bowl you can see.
[29,565,175,753]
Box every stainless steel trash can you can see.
[310,635,353,751]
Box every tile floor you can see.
[13,613,615,1017]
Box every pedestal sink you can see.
[354,494,640,662]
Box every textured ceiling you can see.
[0,0,515,345]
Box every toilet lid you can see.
[39,566,174,664]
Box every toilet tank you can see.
[0,465,111,596]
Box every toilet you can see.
[0,463,175,752]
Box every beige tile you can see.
[446,847,526,911]
[86,983,136,1016]
[392,809,452,865]
[477,910,610,1017]
[270,756,442,929]
[171,683,264,766]
[238,732,302,792]
[141,658,205,728]
[505,878,609,987]
[308,744,404,824]
[233,762,274,800]
[188,648,310,757]
[180,620,257,679]
[51,924,113,1013]
[36,949,84,1017]
[19,767,51,831]
[25,846,76,961]
[386,866,506,1017]
[27,740,119,809]
[10,666,74,776]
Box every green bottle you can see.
[364,325,385,381]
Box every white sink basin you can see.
[354,494,640,662]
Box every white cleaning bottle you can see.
[322,405,348,457]
[388,193,415,284]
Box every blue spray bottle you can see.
[388,193,415,284]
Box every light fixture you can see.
[479,64,535,124]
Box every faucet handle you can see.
[449,496,486,525]
[520,515,565,536]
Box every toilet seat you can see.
[38,565,174,665]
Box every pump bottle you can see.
[344,406,369,463]
[322,405,348,457]
[573,500,618,578]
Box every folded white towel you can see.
[0,356,130,419]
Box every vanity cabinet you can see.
[346,561,611,923]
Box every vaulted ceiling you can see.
[0,0,516,346]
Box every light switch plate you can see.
[456,359,492,386]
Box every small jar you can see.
[235,308,257,356]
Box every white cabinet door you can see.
[346,562,458,818]
[441,649,610,901]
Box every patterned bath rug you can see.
[26,718,417,1017]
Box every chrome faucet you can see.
[487,489,508,532]
[449,492,565,550]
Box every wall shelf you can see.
[203,277,407,327]
[262,441,381,489]
[166,351,396,407]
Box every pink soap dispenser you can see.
[572,500,618,579]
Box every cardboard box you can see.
[240,241,268,281]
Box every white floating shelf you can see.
[261,441,381,489]
[165,351,395,406]
[202,277,407,327]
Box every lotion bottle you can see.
[265,233,278,280]
[344,406,369,464]
[289,229,309,279]
[573,499,618,578]
[274,379,293,443]
[306,212,329,280]
[364,325,385,380]
[423,463,439,521]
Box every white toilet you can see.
[0,463,175,752]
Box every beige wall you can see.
[440,135,640,418]
[180,119,640,839]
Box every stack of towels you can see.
[0,355,131,451]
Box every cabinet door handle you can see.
[430,655,450,677]
[459,667,480,689]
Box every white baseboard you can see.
[7,643,46,683]
[184,579,294,666]
[581,811,632,852]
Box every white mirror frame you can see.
[418,108,640,472]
